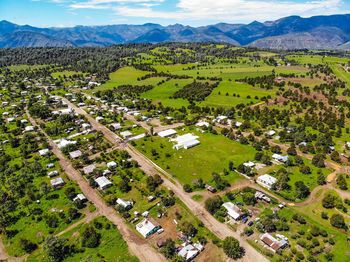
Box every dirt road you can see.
[62,98,268,262]
[26,109,165,262]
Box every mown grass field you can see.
[134,127,255,185]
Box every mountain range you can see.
[1,14,350,50]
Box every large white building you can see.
[171,133,200,150]
[257,174,277,190]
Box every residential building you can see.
[116,198,133,209]
[95,176,112,190]
[83,164,96,175]
[50,177,65,188]
[222,202,243,220]
[257,174,277,190]
[135,219,161,238]
[260,233,288,253]
[69,150,82,159]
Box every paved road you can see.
[26,109,165,262]
[62,98,268,262]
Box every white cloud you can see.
[70,0,164,9]
[115,0,348,23]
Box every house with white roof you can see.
[50,177,65,188]
[266,130,276,137]
[158,129,177,138]
[39,148,50,156]
[96,116,104,122]
[235,121,243,128]
[110,123,121,130]
[107,161,117,169]
[257,174,277,190]
[116,198,133,209]
[69,150,82,159]
[81,123,91,130]
[178,244,200,261]
[272,154,289,163]
[215,115,228,123]
[24,126,35,132]
[195,121,210,128]
[135,219,161,238]
[73,194,87,202]
[120,130,133,139]
[58,108,73,115]
[222,202,243,220]
[47,170,59,177]
[95,176,112,190]
[243,161,255,168]
[57,139,77,149]
[83,164,96,175]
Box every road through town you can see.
[61,97,269,262]
[26,108,166,262]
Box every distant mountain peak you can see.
[1,14,350,50]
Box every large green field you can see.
[141,78,191,108]
[134,127,256,185]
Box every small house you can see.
[222,202,243,220]
[39,148,50,156]
[95,176,112,190]
[73,194,87,202]
[260,233,288,253]
[272,153,289,163]
[107,161,117,169]
[47,170,59,177]
[195,121,209,128]
[83,164,96,175]
[116,198,133,209]
[120,131,133,139]
[135,219,161,238]
[69,150,82,159]
[24,126,35,132]
[257,174,277,190]
[178,244,200,261]
[50,177,65,188]
[111,123,122,130]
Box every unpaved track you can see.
[56,211,99,237]
[26,109,165,262]
[62,98,268,262]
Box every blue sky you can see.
[1,0,350,27]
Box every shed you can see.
[158,129,177,138]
